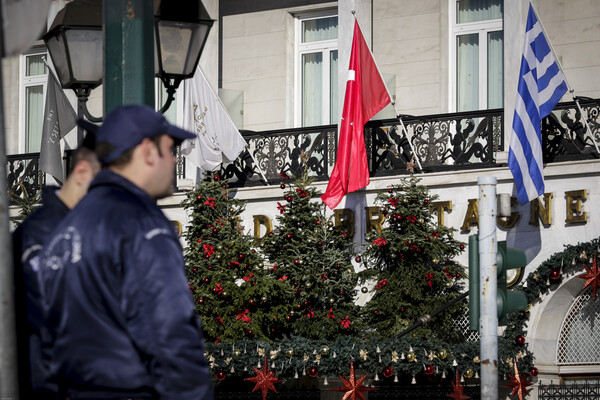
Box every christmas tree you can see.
[182,174,295,342]
[259,170,361,340]
[358,175,466,342]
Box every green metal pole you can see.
[103,0,154,113]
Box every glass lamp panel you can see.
[157,21,193,76]
[64,29,103,83]
[45,33,71,86]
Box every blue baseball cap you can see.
[78,104,195,165]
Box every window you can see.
[21,51,48,153]
[451,0,503,112]
[295,12,338,127]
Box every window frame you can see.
[19,48,48,154]
[449,0,503,112]
[294,9,338,128]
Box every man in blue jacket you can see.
[13,133,99,399]
[39,105,213,400]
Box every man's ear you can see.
[141,138,159,165]
[72,161,94,186]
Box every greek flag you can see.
[508,3,568,205]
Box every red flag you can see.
[321,20,391,209]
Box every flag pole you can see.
[351,12,424,173]
[529,1,600,154]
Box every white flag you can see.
[182,67,246,171]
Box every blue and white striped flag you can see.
[508,3,568,205]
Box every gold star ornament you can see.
[329,362,377,400]
[244,356,281,400]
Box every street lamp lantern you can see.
[43,0,213,120]
[43,0,103,121]
[154,0,214,113]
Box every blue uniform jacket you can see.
[40,170,213,400]
[13,186,69,396]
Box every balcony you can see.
[7,98,599,205]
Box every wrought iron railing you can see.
[6,99,599,203]
[539,382,600,399]
[219,98,599,187]
[7,153,44,206]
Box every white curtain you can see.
[302,17,338,43]
[25,54,46,153]
[302,52,323,126]
[457,34,479,112]
[456,0,503,23]
[487,31,504,109]
[329,50,338,124]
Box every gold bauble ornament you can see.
[437,349,447,360]
[406,351,416,362]
[232,349,241,358]
[463,368,474,379]
[285,348,295,357]
[320,345,330,356]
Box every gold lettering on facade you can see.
[565,190,587,224]
[431,201,452,227]
[461,199,479,232]
[365,206,385,235]
[497,196,520,228]
[334,209,355,238]
[529,193,553,226]
[253,215,273,241]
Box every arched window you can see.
[556,287,600,365]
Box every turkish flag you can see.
[321,20,391,210]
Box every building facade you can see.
[3,0,600,398]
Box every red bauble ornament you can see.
[293,259,300,265]
[516,335,526,345]
[268,231,274,237]
[280,184,286,189]
[238,253,245,260]
[286,233,293,239]
[355,256,362,263]
[196,194,202,200]
[191,267,198,272]
[216,371,226,380]
[203,277,210,283]
[529,366,539,377]
[550,269,561,280]
[387,188,393,193]
[424,364,434,375]
[212,227,219,233]
[382,366,393,378]
[222,183,228,189]
[248,299,256,306]
[213,174,220,181]
[307,366,318,377]
[197,298,204,305]
[374,310,379,314]
[285,195,293,202]
[318,241,323,246]
[460,244,465,250]
[424,199,429,205]
[315,220,321,225]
